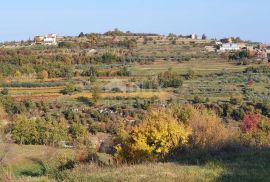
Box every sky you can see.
[0,0,269,43]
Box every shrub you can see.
[230,96,243,105]
[70,122,89,145]
[240,113,261,133]
[0,88,8,95]
[158,70,183,88]
[238,113,270,147]
[193,96,202,104]
[61,84,76,95]
[139,79,159,89]
[231,109,244,121]
[172,105,231,151]
[116,67,131,76]
[115,108,191,163]
[185,69,195,80]
[58,41,78,49]
[11,116,68,145]
[38,70,49,80]
[0,95,23,115]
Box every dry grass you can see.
[64,162,224,182]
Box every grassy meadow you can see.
[1,144,270,182]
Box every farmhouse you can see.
[44,34,57,45]
[34,36,45,44]
[34,34,57,45]
[219,43,240,52]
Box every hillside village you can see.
[2,31,270,64]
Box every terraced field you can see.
[129,61,248,76]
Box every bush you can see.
[0,88,8,95]
[238,113,270,147]
[193,96,205,104]
[171,105,232,151]
[230,96,243,105]
[116,67,131,76]
[11,116,68,145]
[115,108,191,163]
[70,122,89,145]
[139,79,159,89]
[240,113,261,133]
[58,41,78,49]
[37,70,49,80]
[158,70,183,88]
[185,69,195,80]
[61,84,76,95]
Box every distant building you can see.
[191,33,197,40]
[44,34,57,45]
[34,34,57,45]
[219,43,240,52]
[34,36,45,44]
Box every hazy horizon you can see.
[1,0,269,43]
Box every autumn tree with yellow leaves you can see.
[115,108,191,163]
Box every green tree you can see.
[70,122,88,145]
[11,116,38,145]
[49,118,68,146]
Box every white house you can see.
[44,34,57,45]
[34,34,57,45]
[219,43,240,52]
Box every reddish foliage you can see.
[247,79,254,87]
[241,113,261,133]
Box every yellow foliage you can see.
[14,70,22,78]
[116,108,191,163]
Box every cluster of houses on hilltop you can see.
[205,37,270,63]
[34,34,57,45]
